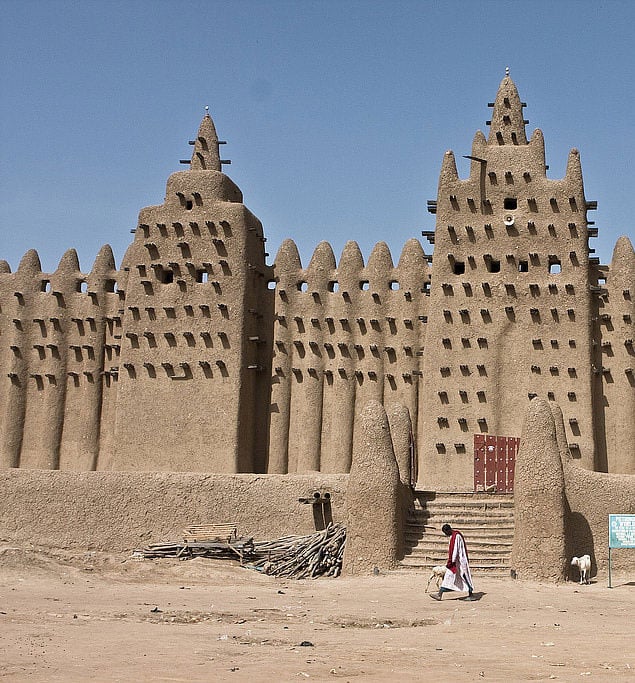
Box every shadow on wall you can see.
[313,500,333,530]
[566,508,596,580]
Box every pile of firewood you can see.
[139,537,255,562]
[249,523,346,579]
[136,523,346,580]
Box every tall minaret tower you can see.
[109,111,272,472]
[419,72,596,490]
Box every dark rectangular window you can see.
[487,260,501,273]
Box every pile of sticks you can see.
[139,537,255,562]
[248,523,346,579]
[136,523,346,579]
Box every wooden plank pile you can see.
[140,538,255,562]
[182,523,237,543]
[137,522,346,579]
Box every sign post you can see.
[608,514,635,588]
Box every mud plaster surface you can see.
[0,545,633,682]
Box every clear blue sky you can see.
[1,0,633,273]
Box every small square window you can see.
[157,268,174,284]
[487,260,500,273]
[504,198,517,210]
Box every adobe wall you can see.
[0,247,121,470]
[594,236,635,473]
[267,238,429,474]
[511,398,634,581]
[0,470,347,552]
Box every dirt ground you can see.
[0,545,633,682]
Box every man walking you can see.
[430,524,476,601]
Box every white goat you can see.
[425,565,447,592]
[571,555,591,584]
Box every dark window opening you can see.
[453,261,465,275]
[504,198,517,210]
[487,260,500,273]
[185,201,193,210]
[518,260,528,272]
[157,268,174,284]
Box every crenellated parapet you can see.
[0,246,123,470]
[268,238,430,473]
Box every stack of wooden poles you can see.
[138,522,346,579]
[249,523,346,579]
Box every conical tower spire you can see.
[190,107,221,171]
[487,69,528,145]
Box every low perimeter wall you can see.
[0,470,348,552]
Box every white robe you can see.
[441,532,474,592]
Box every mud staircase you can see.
[400,492,514,578]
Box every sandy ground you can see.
[0,545,633,682]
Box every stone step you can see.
[400,492,515,574]
[405,534,513,543]
[404,553,511,565]
[413,500,515,511]
[404,539,513,553]
[410,506,515,514]
[404,522,514,543]
[404,542,511,554]
[400,556,510,569]
[415,493,514,504]
[410,517,514,526]
[405,524,514,534]
[408,518,514,528]
[412,499,515,509]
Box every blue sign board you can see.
[609,514,635,549]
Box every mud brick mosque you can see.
[1,73,633,490]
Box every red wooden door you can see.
[473,434,519,493]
